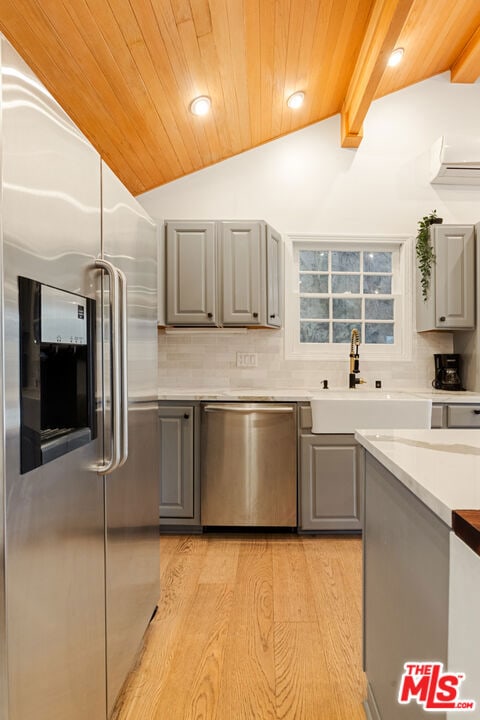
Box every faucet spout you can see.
[349,328,364,389]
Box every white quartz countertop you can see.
[355,428,480,526]
[158,388,480,402]
[414,390,480,403]
[158,388,315,401]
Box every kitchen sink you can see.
[310,391,432,433]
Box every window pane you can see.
[331,251,360,272]
[300,322,329,343]
[332,322,361,343]
[300,298,329,319]
[363,252,392,273]
[331,274,360,293]
[332,298,361,319]
[299,250,328,271]
[299,274,328,293]
[363,275,391,294]
[365,323,394,344]
[365,299,394,320]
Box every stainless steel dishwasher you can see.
[200,402,297,527]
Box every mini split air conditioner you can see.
[430,135,480,185]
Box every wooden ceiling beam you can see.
[451,24,480,83]
[341,0,415,148]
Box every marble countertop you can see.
[158,387,480,402]
[413,390,480,403]
[158,388,314,401]
[355,428,480,527]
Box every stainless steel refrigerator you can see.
[0,37,159,720]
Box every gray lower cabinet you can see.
[364,453,449,720]
[431,403,480,428]
[300,433,363,531]
[158,404,201,527]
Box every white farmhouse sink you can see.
[310,391,432,433]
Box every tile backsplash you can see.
[158,327,453,391]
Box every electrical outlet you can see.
[236,352,258,368]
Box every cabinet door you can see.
[220,221,265,325]
[166,221,217,325]
[267,225,282,327]
[434,224,475,329]
[159,406,194,518]
[300,434,363,531]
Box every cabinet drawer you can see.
[431,405,445,428]
[447,405,480,428]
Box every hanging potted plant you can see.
[416,209,443,301]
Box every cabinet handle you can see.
[439,316,446,322]
[270,314,275,319]
[473,410,480,415]
[253,312,258,318]
[207,312,213,319]
[184,413,190,419]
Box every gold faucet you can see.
[349,328,366,389]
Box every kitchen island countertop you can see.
[355,428,480,527]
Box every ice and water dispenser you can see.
[19,276,96,473]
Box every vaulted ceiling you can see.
[1,0,479,196]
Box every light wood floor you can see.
[114,534,366,720]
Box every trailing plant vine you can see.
[416,210,441,302]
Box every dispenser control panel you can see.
[41,285,87,345]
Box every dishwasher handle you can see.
[203,405,294,413]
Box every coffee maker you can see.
[433,354,464,391]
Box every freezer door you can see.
[1,40,106,720]
[101,162,160,714]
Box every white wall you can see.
[139,72,480,391]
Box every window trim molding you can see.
[284,234,413,362]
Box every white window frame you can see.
[284,234,413,361]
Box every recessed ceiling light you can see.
[388,48,404,67]
[287,91,305,109]
[190,96,211,116]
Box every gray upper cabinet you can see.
[220,221,264,325]
[166,221,217,325]
[220,220,282,326]
[165,219,282,328]
[266,225,282,327]
[416,224,475,331]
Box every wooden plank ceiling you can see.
[0,0,479,195]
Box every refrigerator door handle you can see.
[95,258,121,474]
[116,267,129,467]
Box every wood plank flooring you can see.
[113,534,366,720]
